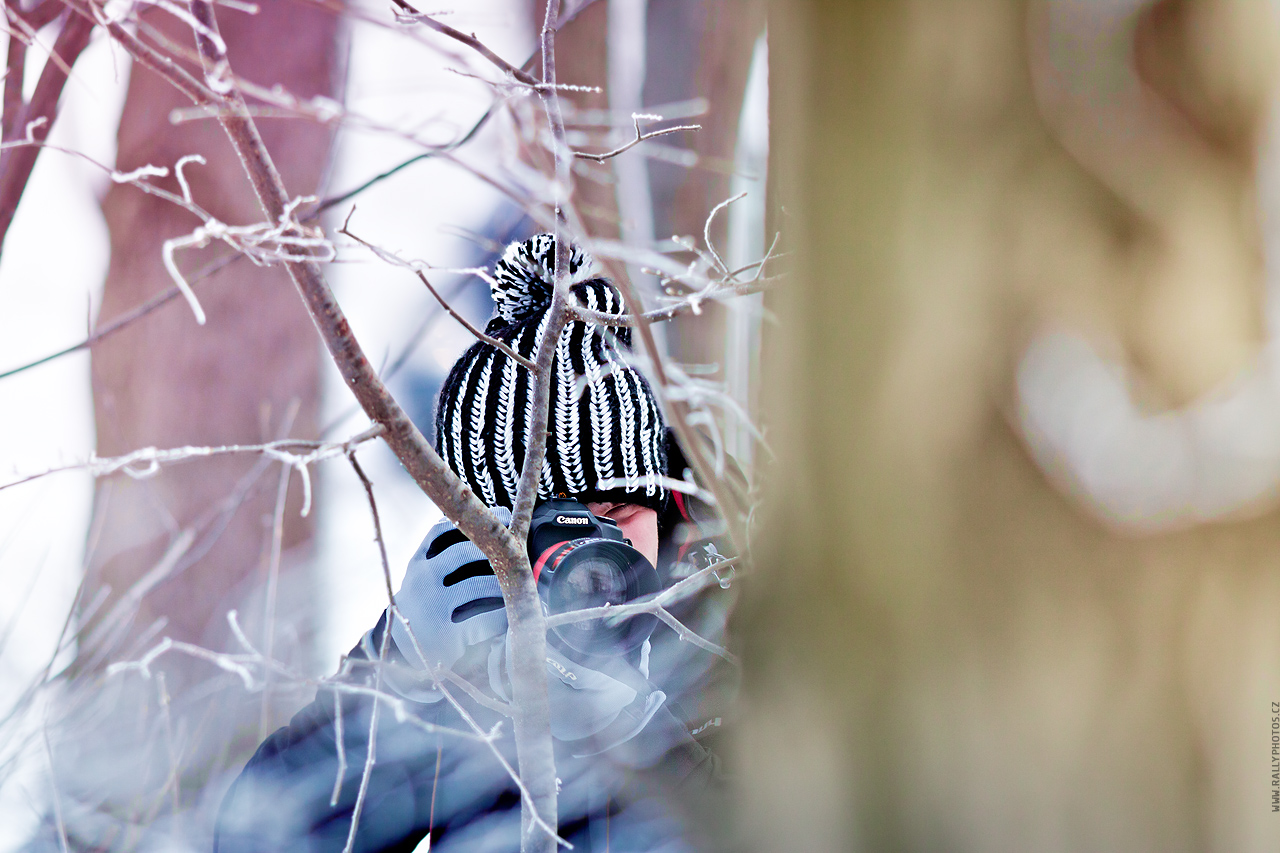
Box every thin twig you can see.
[703,192,746,274]
[433,682,570,849]
[417,268,539,370]
[337,211,538,371]
[313,102,498,214]
[343,600,388,853]
[43,728,69,853]
[258,458,293,740]
[652,607,738,664]
[0,250,241,381]
[574,115,701,163]
[390,0,538,86]
[435,667,515,717]
[155,672,183,820]
[319,273,472,438]
[544,559,741,665]
[598,256,749,556]
[330,688,347,807]
[346,453,395,605]
[0,426,381,494]
[86,4,212,100]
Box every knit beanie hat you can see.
[434,233,668,513]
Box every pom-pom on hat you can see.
[434,233,668,512]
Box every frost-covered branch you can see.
[544,558,741,665]
[574,113,701,163]
[0,427,383,521]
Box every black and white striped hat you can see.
[434,234,668,512]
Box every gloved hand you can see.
[494,632,667,755]
[376,508,669,755]
[379,508,512,700]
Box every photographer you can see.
[214,235,734,852]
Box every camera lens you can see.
[559,555,628,609]
[551,549,631,652]
[546,541,656,655]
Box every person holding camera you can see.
[214,234,734,852]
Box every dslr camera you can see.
[528,498,659,658]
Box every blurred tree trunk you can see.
[45,3,342,847]
[555,0,765,389]
[556,0,619,240]
[86,0,340,665]
[742,1,1280,852]
[645,0,763,378]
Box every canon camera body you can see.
[527,498,659,658]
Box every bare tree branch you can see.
[170,6,562,850]
[390,0,538,87]
[574,114,702,163]
[0,8,93,256]
[337,212,539,370]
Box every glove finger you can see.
[423,506,512,546]
[392,508,513,673]
[424,514,461,545]
[410,539,489,580]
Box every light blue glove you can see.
[385,509,512,699]
[494,632,667,752]
[382,507,667,753]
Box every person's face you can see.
[586,501,659,566]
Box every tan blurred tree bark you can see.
[742,1,1280,851]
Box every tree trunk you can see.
[46,3,342,847]
[645,0,763,378]
[87,0,339,665]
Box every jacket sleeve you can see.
[214,684,420,853]
[214,615,529,853]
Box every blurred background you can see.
[744,1,1280,852]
